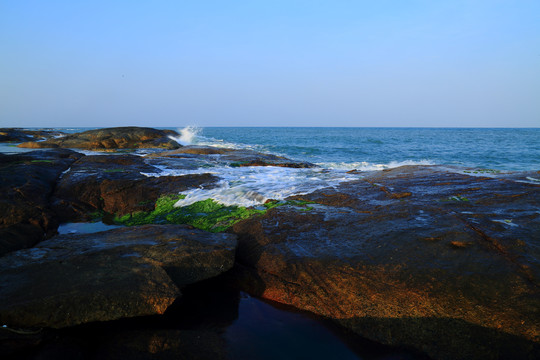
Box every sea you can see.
[3,127,540,208]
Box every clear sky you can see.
[1,0,539,127]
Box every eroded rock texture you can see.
[18,127,180,150]
[232,166,540,360]
[0,225,237,329]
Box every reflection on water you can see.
[226,293,365,360]
[56,222,123,235]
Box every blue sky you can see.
[1,0,539,127]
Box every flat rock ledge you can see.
[148,146,316,168]
[0,225,237,329]
[232,165,540,360]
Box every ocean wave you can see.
[168,126,201,146]
[317,159,436,171]
[142,165,360,207]
[141,159,442,207]
[168,126,265,152]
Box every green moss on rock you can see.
[112,195,316,232]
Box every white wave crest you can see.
[166,166,361,208]
[143,159,439,208]
[317,159,436,171]
[169,126,201,146]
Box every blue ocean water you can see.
[3,127,538,171]
[3,126,538,207]
[195,127,540,171]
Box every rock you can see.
[0,224,237,329]
[51,154,218,222]
[0,128,64,143]
[0,149,83,256]
[149,146,316,168]
[18,127,180,150]
[95,329,227,360]
[231,165,540,360]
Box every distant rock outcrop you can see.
[18,127,181,150]
[232,166,540,360]
[0,128,65,143]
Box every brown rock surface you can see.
[51,154,218,222]
[149,146,316,168]
[18,127,180,150]
[0,224,237,329]
[232,165,540,360]
[0,149,83,256]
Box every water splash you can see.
[143,159,438,208]
[162,166,362,208]
[169,126,201,146]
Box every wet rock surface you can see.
[0,149,82,256]
[148,146,316,168]
[2,270,430,360]
[51,154,218,222]
[18,127,180,150]
[232,165,540,360]
[2,134,540,360]
[0,224,237,329]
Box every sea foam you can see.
[142,165,361,208]
[142,159,442,208]
[169,126,201,146]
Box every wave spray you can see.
[169,126,201,146]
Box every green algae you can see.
[30,159,54,163]
[103,168,125,173]
[112,195,317,232]
[89,210,106,221]
[114,195,264,232]
[446,195,470,202]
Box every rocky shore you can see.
[0,127,538,359]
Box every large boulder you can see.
[51,154,218,222]
[231,166,540,360]
[0,149,83,256]
[0,224,237,329]
[18,127,180,150]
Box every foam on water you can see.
[142,159,442,207]
[318,159,436,171]
[169,126,201,146]
[144,165,361,207]
[168,126,261,151]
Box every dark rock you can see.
[51,154,218,222]
[0,224,237,329]
[95,329,227,360]
[231,165,540,360]
[0,327,43,359]
[0,149,83,256]
[148,146,316,168]
[18,127,180,150]
[0,128,64,143]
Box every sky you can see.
[0,0,539,128]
